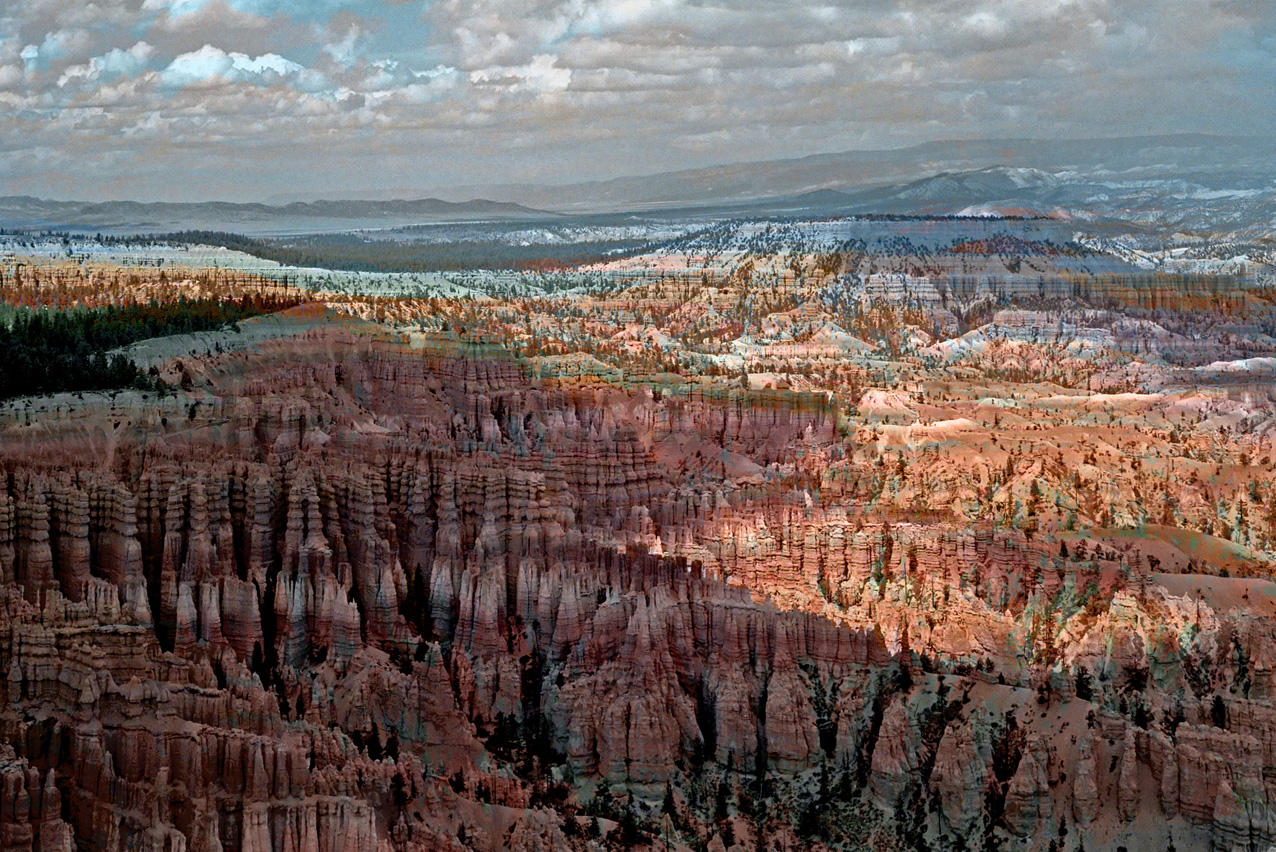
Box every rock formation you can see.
[0,326,1272,852]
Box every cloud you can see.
[145,0,307,58]
[322,23,364,65]
[161,44,304,87]
[0,0,1271,200]
[141,0,209,14]
[58,42,155,87]
[470,54,571,94]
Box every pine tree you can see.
[1211,695,1228,729]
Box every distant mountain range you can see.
[0,196,552,234]
[745,162,1276,231]
[450,134,1276,213]
[4,134,1275,234]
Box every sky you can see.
[1,0,1273,202]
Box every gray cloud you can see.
[0,0,1271,201]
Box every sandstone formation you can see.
[0,325,1272,852]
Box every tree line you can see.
[0,293,300,400]
[157,230,651,273]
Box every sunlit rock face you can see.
[0,326,1272,852]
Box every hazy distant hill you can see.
[770,166,1113,217]
[751,162,1276,230]
[5,134,1274,234]
[439,134,1276,225]
[0,196,553,235]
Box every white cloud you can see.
[470,53,571,94]
[161,44,304,86]
[58,42,154,87]
[574,0,683,35]
[412,65,458,80]
[141,0,213,15]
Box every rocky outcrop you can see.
[0,328,1272,852]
